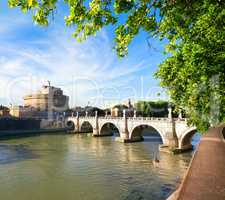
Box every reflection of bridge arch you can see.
[179,127,197,149]
[100,123,120,136]
[80,121,93,133]
[130,124,165,143]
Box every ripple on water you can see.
[0,144,38,165]
[0,134,196,200]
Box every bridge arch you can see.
[100,122,120,136]
[66,120,75,131]
[80,121,93,133]
[179,127,197,149]
[130,124,165,143]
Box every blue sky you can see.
[0,1,168,108]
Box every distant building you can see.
[23,83,69,112]
[71,106,105,117]
[111,104,128,117]
[9,106,33,118]
[111,99,135,117]
[0,105,10,117]
[9,83,69,119]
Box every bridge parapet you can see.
[76,116,187,122]
[99,116,123,120]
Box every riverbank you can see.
[167,125,225,200]
[0,128,69,140]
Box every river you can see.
[0,133,200,200]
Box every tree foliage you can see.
[134,100,169,117]
[8,0,159,56]
[8,0,225,132]
[155,1,225,132]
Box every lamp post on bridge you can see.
[123,109,126,118]
[168,106,172,120]
[178,109,183,120]
[134,110,137,118]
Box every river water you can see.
[0,133,200,200]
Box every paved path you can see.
[175,126,225,200]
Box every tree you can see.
[155,1,225,132]
[8,0,225,132]
[134,100,169,117]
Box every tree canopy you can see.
[134,100,169,117]
[8,0,225,132]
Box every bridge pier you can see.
[92,128,99,136]
[75,112,80,133]
[121,110,130,141]
[116,110,145,143]
[176,144,193,153]
[158,117,181,153]
[159,142,193,154]
[92,111,100,137]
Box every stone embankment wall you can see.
[0,118,40,131]
[0,118,68,139]
[167,125,225,200]
[40,119,65,129]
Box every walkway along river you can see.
[0,132,200,200]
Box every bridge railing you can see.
[79,117,95,120]
[70,116,187,122]
[128,117,169,121]
[99,116,123,120]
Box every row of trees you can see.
[69,102,174,118]
[68,106,106,117]
[134,100,184,118]
[135,100,169,117]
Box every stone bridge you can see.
[66,112,196,152]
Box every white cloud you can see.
[0,6,167,108]
[0,28,152,108]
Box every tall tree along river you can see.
[0,132,200,200]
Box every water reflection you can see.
[0,144,38,165]
[0,134,199,200]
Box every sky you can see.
[0,1,169,108]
